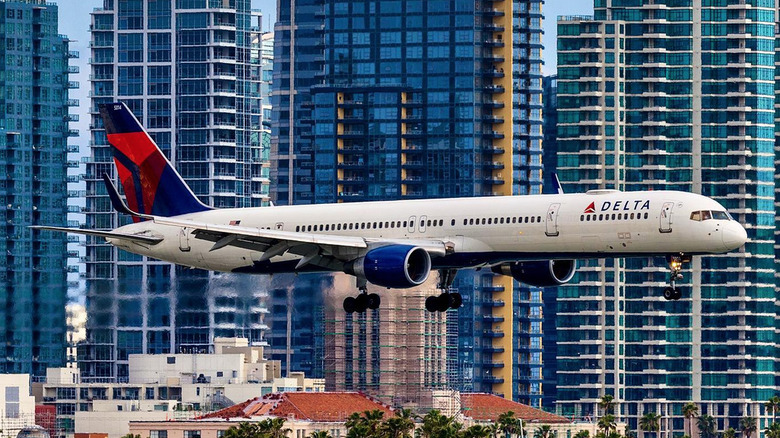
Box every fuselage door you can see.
[545,203,561,237]
[179,227,191,252]
[659,201,674,233]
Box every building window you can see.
[150,431,168,438]
[184,431,201,438]
[5,387,19,418]
[167,357,176,364]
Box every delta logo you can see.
[583,202,596,214]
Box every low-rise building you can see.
[0,374,37,438]
[32,339,324,438]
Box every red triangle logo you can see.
[584,202,596,214]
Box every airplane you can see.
[35,102,748,313]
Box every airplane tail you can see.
[99,102,211,219]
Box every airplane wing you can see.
[152,216,448,269]
[30,226,163,245]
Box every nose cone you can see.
[722,222,748,251]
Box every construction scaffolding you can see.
[322,278,456,411]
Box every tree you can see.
[766,397,780,423]
[598,414,617,436]
[416,410,460,438]
[573,431,590,438]
[696,414,716,438]
[222,423,262,438]
[599,395,616,416]
[639,413,661,438]
[257,418,291,438]
[765,422,780,438]
[533,425,555,438]
[498,411,524,438]
[682,403,699,438]
[308,432,333,438]
[381,409,416,438]
[463,425,493,438]
[346,410,386,438]
[739,417,757,438]
[723,428,737,438]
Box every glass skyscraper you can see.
[0,0,75,377]
[556,1,776,432]
[82,0,270,381]
[272,0,545,405]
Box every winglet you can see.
[552,173,564,195]
[102,173,152,220]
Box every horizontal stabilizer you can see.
[30,226,163,245]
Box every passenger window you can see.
[463,219,468,226]
[469,219,474,225]
[512,217,517,223]
[482,218,486,225]
[295,226,300,232]
[488,218,492,225]
[427,220,431,227]
[580,215,584,222]
[538,216,541,222]
[452,219,456,226]
[630,213,634,220]
[598,214,603,221]
[403,221,408,228]
[644,213,648,219]
[530,217,535,223]
[325,224,330,231]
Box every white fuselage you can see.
[109,190,747,274]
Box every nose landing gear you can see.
[663,254,689,301]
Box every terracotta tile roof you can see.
[199,392,394,423]
[460,393,570,424]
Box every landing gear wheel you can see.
[343,297,356,313]
[436,293,451,312]
[672,287,682,300]
[367,293,381,310]
[663,287,675,301]
[355,294,368,313]
[448,292,463,309]
[425,296,439,312]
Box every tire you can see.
[355,294,368,313]
[448,292,463,309]
[343,297,356,313]
[436,293,450,312]
[673,288,682,301]
[663,287,674,301]
[425,296,438,313]
[367,293,381,310]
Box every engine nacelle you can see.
[491,260,576,287]
[345,245,431,289]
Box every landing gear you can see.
[425,270,462,312]
[343,278,380,314]
[663,254,689,301]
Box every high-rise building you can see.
[0,0,76,376]
[556,4,776,432]
[272,0,545,405]
[81,0,270,381]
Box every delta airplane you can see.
[35,103,748,313]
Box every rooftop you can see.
[199,392,394,423]
[460,393,570,424]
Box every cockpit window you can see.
[690,210,730,221]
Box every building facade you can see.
[556,4,776,434]
[0,0,76,377]
[271,0,546,405]
[82,0,270,382]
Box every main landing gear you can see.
[425,269,463,313]
[662,254,689,301]
[343,279,380,314]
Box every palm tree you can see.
[739,417,757,438]
[308,432,333,438]
[723,428,737,438]
[598,414,617,436]
[533,425,555,438]
[573,431,590,438]
[765,422,780,438]
[463,425,493,438]
[381,409,416,438]
[599,395,616,416]
[223,423,262,438]
[498,411,524,438]
[257,418,291,438]
[416,410,458,438]
[639,413,661,438]
[683,403,699,438]
[766,396,780,423]
[697,414,717,438]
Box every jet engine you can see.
[491,260,576,287]
[345,245,431,289]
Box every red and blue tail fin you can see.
[99,102,211,220]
